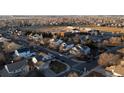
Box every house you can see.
[49,39,63,49]
[64,44,75,52]
[88,30,100,36]
[39,54,53,61]
[69,45,91,56]
[0,60,29,76]
[76,45,91,55]
[13,48,36,58]
[69,47,80,56]
[30,33,43,41]
[0,36,10,42]
[66,44,74,49]
[56,39,63,45]
[36,52,54,62]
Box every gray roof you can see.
[5,60,27,73]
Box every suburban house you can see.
[13,48,36,58]
[0,60,29,76]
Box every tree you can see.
[0,53,6,66]
[98,52,121,66]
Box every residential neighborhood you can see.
[0,16,124,77]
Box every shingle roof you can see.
[5,60,27,73]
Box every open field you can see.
[89,27,124,33]
[20,26,124,34]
